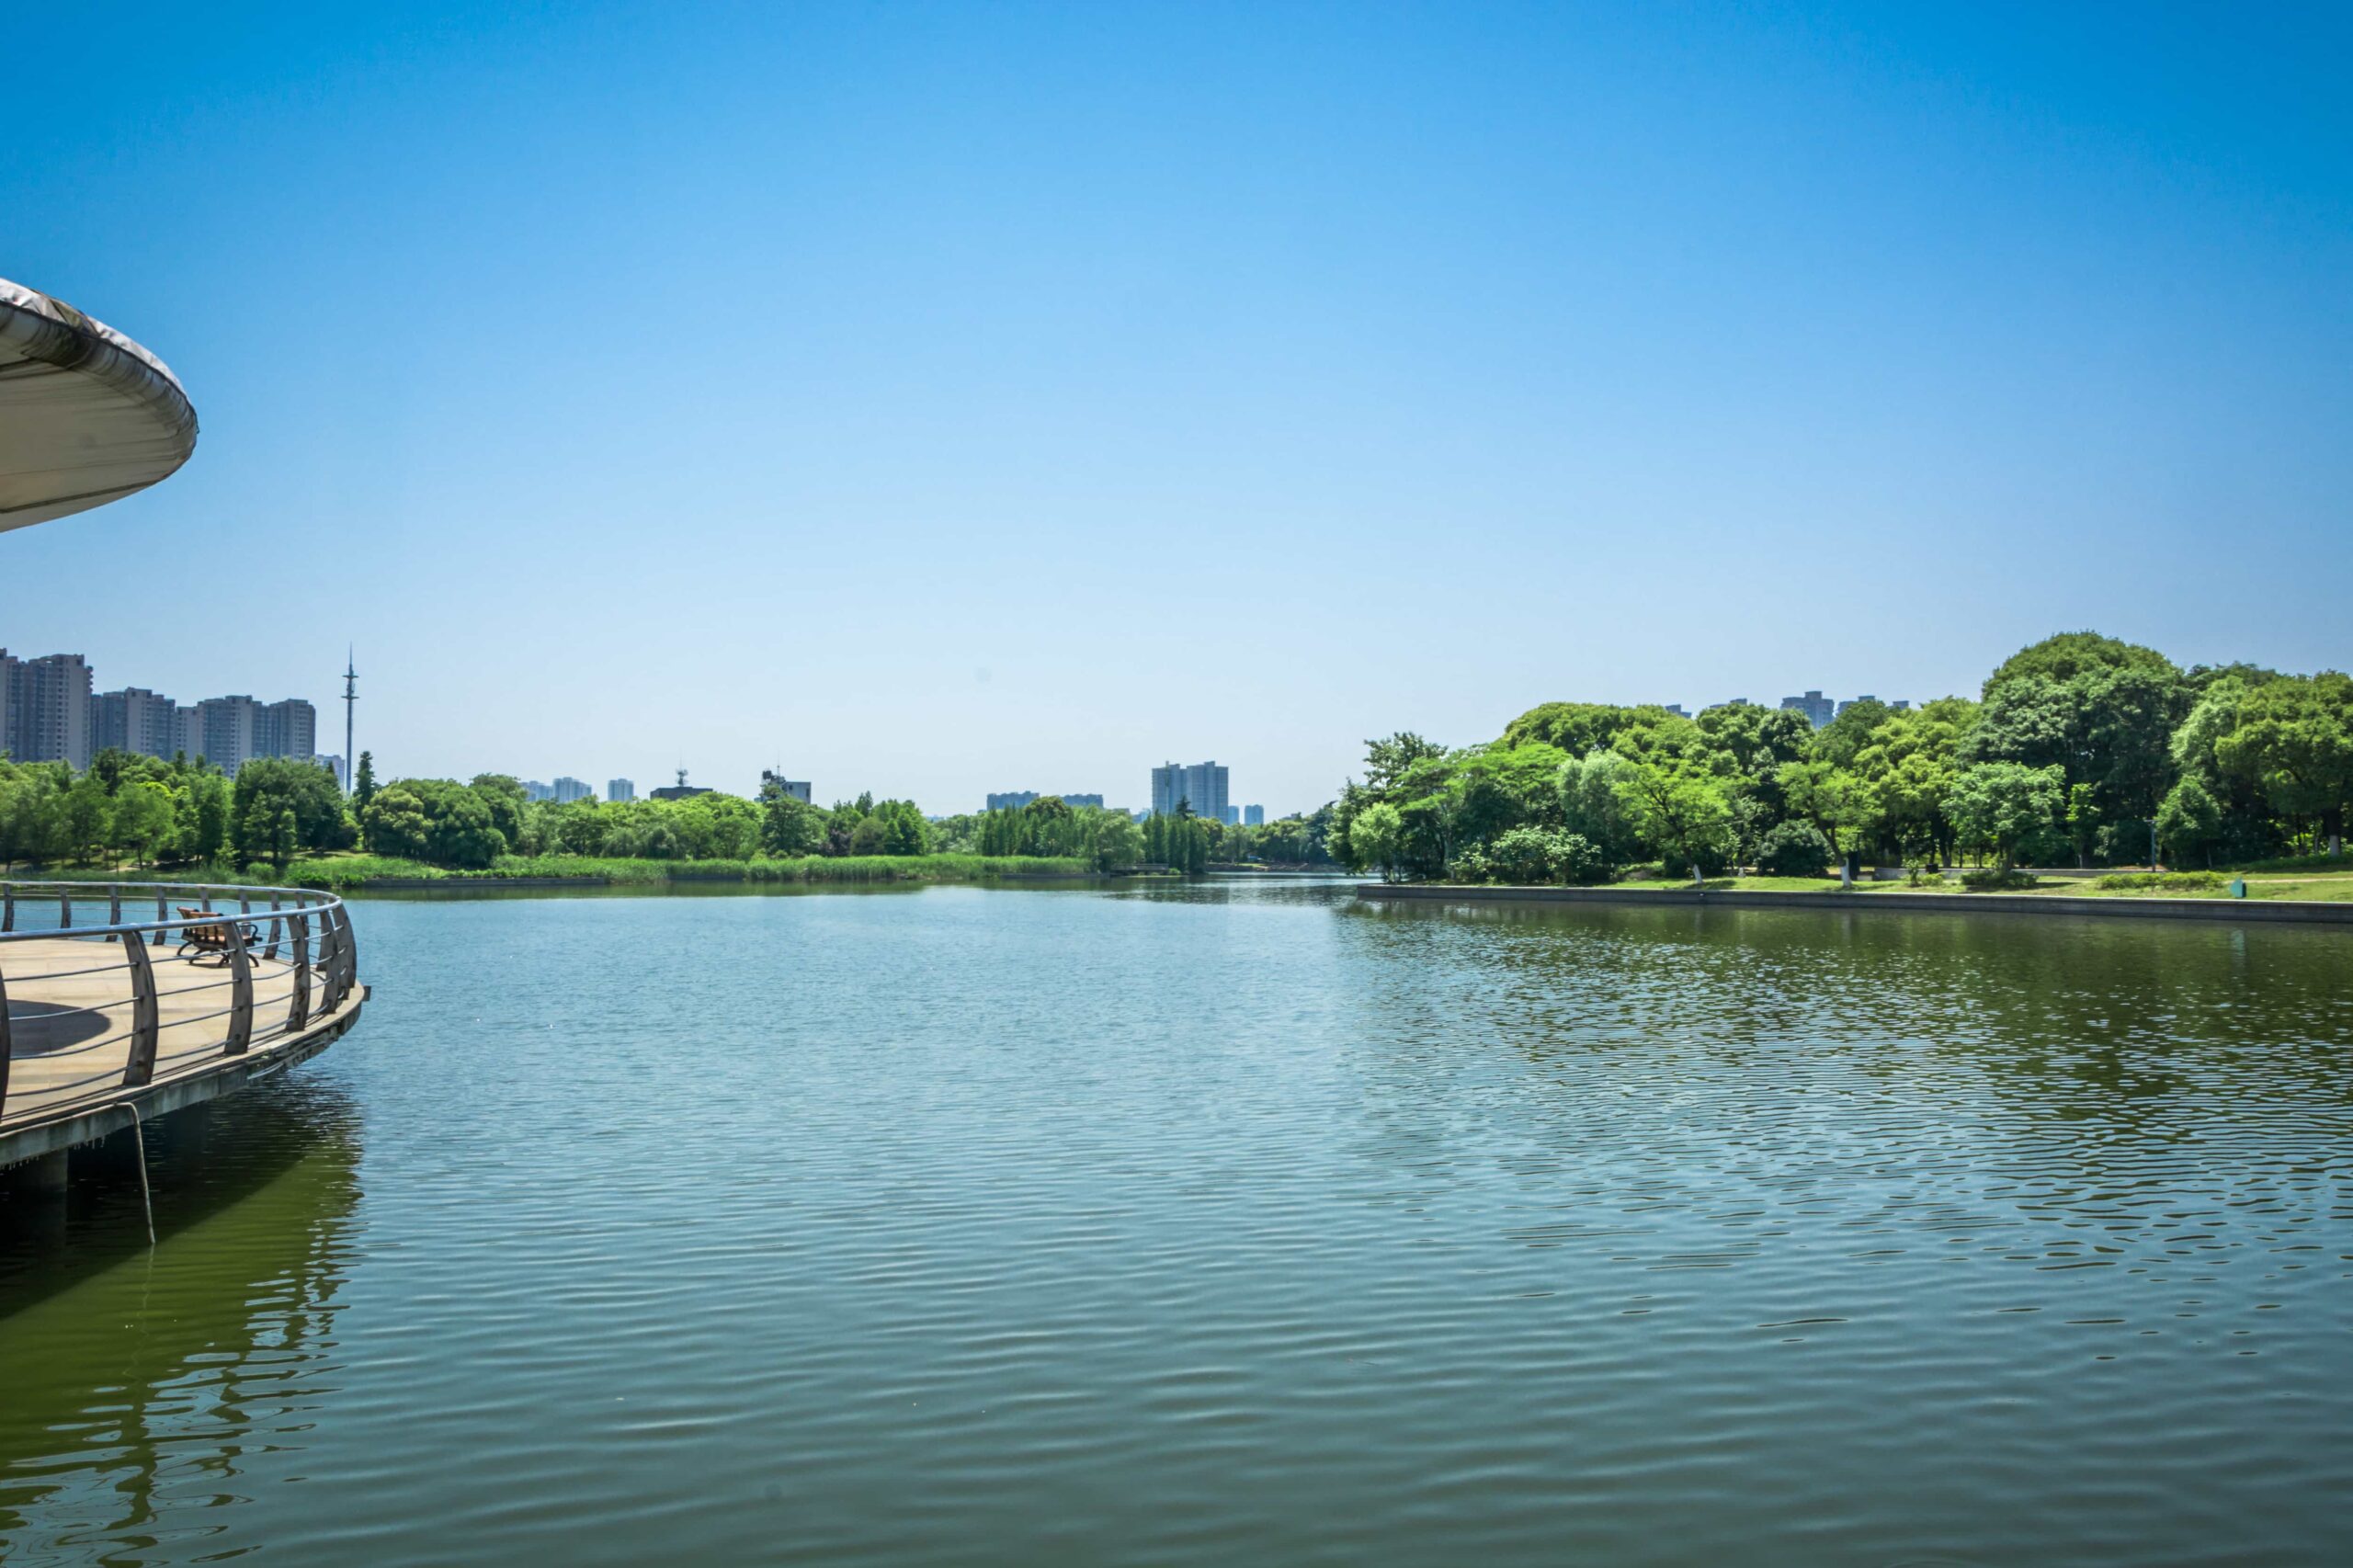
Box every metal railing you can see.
[0,881,360,1129]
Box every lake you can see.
[4,879,2350,1564]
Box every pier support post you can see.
[29,1149,68,1196]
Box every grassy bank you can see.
[299,852,1095,890]
[1426,861,2353,902]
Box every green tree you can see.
[759,790,827,857]
[1351,801,1406,881]
[361,782,432,858]
[2155,775,2227,866]
[1093,812,1145,870]
[1754,819,1833,876]
[469,775,529,850]
[353,750,378,811]
[1963,631,2188,860]
[0,761,71,869]
[59,770,111,863]
[187,770,233,865]
[879,800,929,856]
[1945,762,2066,867]
[426,788,506,868]
[1359,733,1448,791]
[1500,702,1663,758]
[1557,750,1641,871]
[1613,758,1734,876]
[362,778,507,867]
[2213,671,2353,852]
[110,779,178,867]
[233,757,352,858]
[1773,759,1876,864]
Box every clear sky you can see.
[6,2,2347,816]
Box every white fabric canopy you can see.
[0,278,198,532]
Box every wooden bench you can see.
[176,906,260,967]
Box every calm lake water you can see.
[4,880,2351,1564]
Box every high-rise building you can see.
[192,697,257,774]
[1244,804,1265,827]
[1779,690,1836,729]
[318,754,348,790]
[259,698,316,760]
[1,650,95,767]
[986,790,1104,812]
[761,769,813,804]
[163,693,320,775]
[1835,694,1911,716]
[521,780,554,802]
[6,646,319,775]
[553,777,592,803]
[608,778,636,802]
[1151,761,1229,822]
[95,686,181,759]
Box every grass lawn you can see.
[1486,863,2353,903]
[2237,874,2353,902]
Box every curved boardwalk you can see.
[1,885,364,1167]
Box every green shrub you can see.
[1960,866,2040,891]
[1754,820,1833,877]
[1447,846,1494,882]
[1476,827,1611,884]
[2094,869,2226,893]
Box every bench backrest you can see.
[177,906,233,947]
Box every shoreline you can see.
[1355,882,2353,925]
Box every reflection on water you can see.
[2,881,2349,1565]
[0,1080,360,1552]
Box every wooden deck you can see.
[2,934,364,1165]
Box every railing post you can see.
[337,903,359,999]
[316,908,345,1014]
[109,884,122,926]
[266,892,283,961]
[0,960,13,1120]
[3,885,13,932]
[156,890,168,922]
[225,918,254,1056]
[121,927,161,1087]
[59,890,71,930]
[287,912,313,1030]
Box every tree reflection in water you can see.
[0,1077,361,1554]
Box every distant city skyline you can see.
[3,645,322,776]
[0,636,2062,817]
[1152,762,1230,824]
[986,791,1106,812]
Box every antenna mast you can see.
[342,648,358,796]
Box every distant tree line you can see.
[354,774,946,869]
[0,751,352,872]
[1331,631,2353,883]
[0,746,1338,879]
[926,795,1334,872]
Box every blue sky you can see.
[6,2,2347,815]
